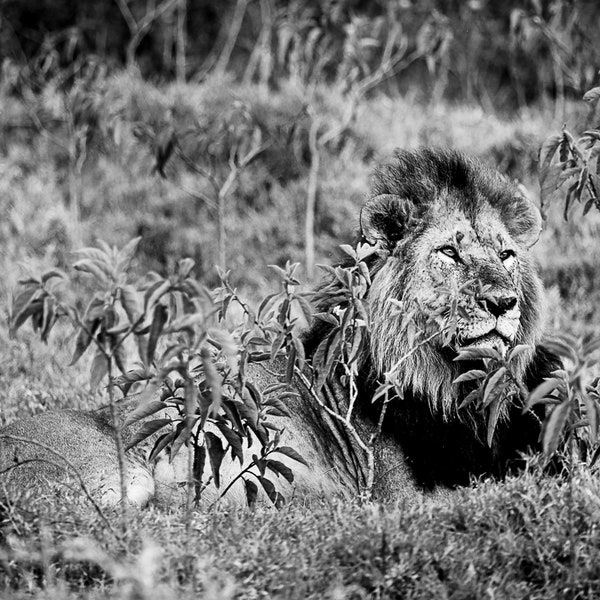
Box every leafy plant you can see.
[536,84,600,465]
[538,86,600,219]
[9,239,308,513]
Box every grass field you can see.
[2,70,600,598]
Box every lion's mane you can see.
[304,148,558,489]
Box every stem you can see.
[213,0,249,75]
[217,189,226,269]
[107,358,129,534]
[567,433,577,595]
[305,119,320,280]
[385,327,446,380]
[294,367,375,498]
[212,449,275,507]
[184,379,196,521]
[175,0,187,83]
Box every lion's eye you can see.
[438,246,459,261]
[499,249,515,262]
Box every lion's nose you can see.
[479,294,518,317]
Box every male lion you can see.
[0,148,558,507]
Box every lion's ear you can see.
[511,189,543,248]
[360,194,414,247]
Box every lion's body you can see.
[0,149,558,508]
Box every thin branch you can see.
[305,119,320,279]
[114,0,138,34]
[115,0,137,35]
[213,0,250,75]
[385,328,446,380]
[294,367,375,497]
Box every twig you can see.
[107,360,129,535]
[212,0,250,75]
[385,328,446,380]
[294,367,375,498]
[305,119,320,279]
[114,0,179,67]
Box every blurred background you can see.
[1,0,600,414]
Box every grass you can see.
[2,70,600,598]
[2,471,600,598]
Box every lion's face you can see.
[414,200,524,355]
[361,149,545,417]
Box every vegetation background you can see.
[2,0,600,597]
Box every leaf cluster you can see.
[9,239,309,508]
[525,335,600,465]
[539,87,600,219]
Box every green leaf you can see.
[9,287,43,336]
[177,258,195,279]
[582,392,599,444]
[257,476,278,504]
[270,332,286,361]
[239,384,260,427]
[125,418,171,451]
[74,246,111,264]
[243,477,258,507]
[113,368,153,395]
[539,164,563,209]
[73,259,111,285]
[116,237,141,272]
[169,422,190,462]
[70,326,93,365]
[264,396,292,418]
[193,445,206,497]
[541,338,578,363]
[286,343,296,384]
[123,398,167,427]
[458,388,480,410]
[216,422,244,464]
[526,377,564,409]
[268,264,289,281]
[294,295,313,327]
[542,399,571,459]
[314,312,339,326]
[120,285,142,325]
[112,336,128,374]
[201,347,222,412]
[482,367,506,408]
[222,400,245,435]
[486,397,503,447]
[274,446,309,467]
[144,279,171,312]
[454,347,502,362]
[339,244,357,259]
[90,349,109,390]
[266,459,294,483]
[40,295,56,343]
[205,431,225,488]
[507,344,532,362]
[148,430,176,462]
[453,369,487,384]
[41,268,66,283]
[147,304,169,366]
[539,134,562,175]
[210,329,239,375]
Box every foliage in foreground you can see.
[2,471,600,599]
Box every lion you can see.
[0,148,558,508]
